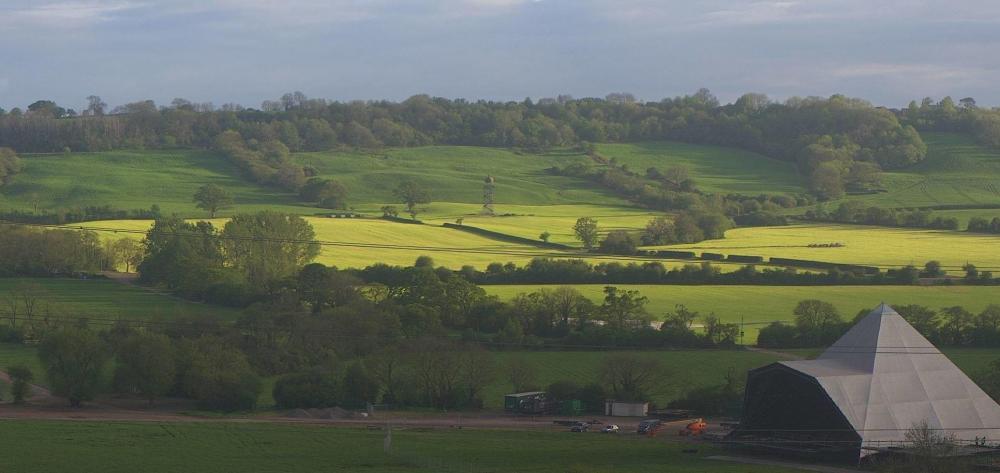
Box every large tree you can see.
[113,332,176,406]
[220,212,320,290]
[573,217,599,249]
[599,354,666,402]
[193,184,234,218]
[38,327,109,407]
[393,180,431,219]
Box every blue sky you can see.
[1,0,999,110]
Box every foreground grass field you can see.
[0,421,804,473]
[485,285,1000,341]
[656,223,1000,270]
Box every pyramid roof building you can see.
[735,304,1000,461]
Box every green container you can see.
[559,400,582,416]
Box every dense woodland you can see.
[6,91,993,200]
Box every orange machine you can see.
[678,419,707,436]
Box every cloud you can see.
[0,1,138,30]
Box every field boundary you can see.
[442,223,574,249]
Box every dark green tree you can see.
[193,184,234,218]
[38,327,109,407]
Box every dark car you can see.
[637,419,662,434]
[570,422,589,432]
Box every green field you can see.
[0,278,240,321]
[486,350,782,409]
[77,217,765,271]
[828,132,1000,209]
[0,421,801,473]
[655,223,1000,270]
[0,150,306,216]
[597,141,806,195]
[485,284,1000,341]
[297,146,625,206]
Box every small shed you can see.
[504,391,550,414]
[605,400,649,417]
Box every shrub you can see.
[701,252,725,261]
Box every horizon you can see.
[3,0,1000,111]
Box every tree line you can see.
[901,96,1000,150]
[0,91,928,199]
[803,202,961,230]
[757,299,1000,348]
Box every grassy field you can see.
[0,278,240,321]
[597,141,806,195]
[76,217,767,271]
[0,421,803,473]
[297,146,626,206]
[827,132,1000,209]
[0,150,306,216]
[486,350,782,409]
[484,285,1000,341]
[654,223,1000,270]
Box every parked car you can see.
[602,424,620,434]
[570,422,589,432]
[637,419,662,434]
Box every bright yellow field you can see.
[76,216,757,271]
[653,224,1000,271]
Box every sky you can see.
[1,0,999,111]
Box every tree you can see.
[573,217,599,249]
[342,361,380,408]
[38,327,109,407]
[182,341,261,411]
[598,230,637,255]
[793,300,842,345]
[193,184,233,218]
[220,212,320,290]
[381,205,399,218]
[114,332,176,405]
[506,357,538,393]
[599,354,666,402]
[923,260,945,278]
[0,147,22,186]
[7,364,34,404]
[111,238,143,272]
[299,178,348,209]
[539,231,551,242]
[273,370,339,409]
[85,95,107,116]
[600,286,649,330]
[641,216,675,245]
[394,180,431,219]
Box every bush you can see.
[183,343,262,411]
[598,230,638,255]
[273,370,340,409]
[7,364,34,404]
[726,254,764,264]
[701,252,725,261]
[756,322,799,348]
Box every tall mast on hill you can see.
[482,175,496,215]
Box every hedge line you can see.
[382,215,424,225]
[441,223,573,249]
[767,257,879,274]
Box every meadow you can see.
[0,150,306,216]
[828,132,1000,210]
[596,141,806,195]
[76,217,762,271]
[485,284,1000,341]
[0,278,240,321]
[655,223,1000,270]
[0,420,804,473]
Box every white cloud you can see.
[0,1,138,30]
